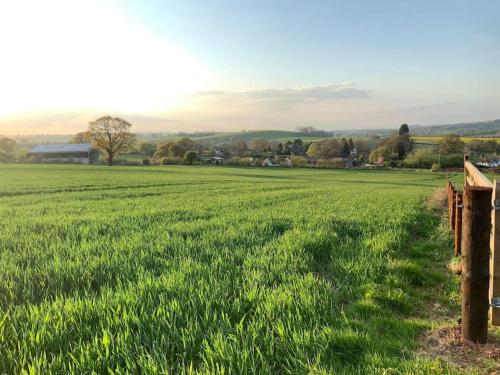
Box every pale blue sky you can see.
[0,0,499,133]
[119,0,499,89]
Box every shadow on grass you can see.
[301,202,458,372]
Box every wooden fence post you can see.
[451,190,456,231]
[461,186,492,343]
[448,182,454,230]
[454,192,462,257]
[491,180,500,325]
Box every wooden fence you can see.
[447,155,500,343]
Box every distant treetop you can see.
[399,124,410,135]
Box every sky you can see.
[0,0,499,134]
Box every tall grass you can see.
[0,165,456,373]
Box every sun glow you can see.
[0,0,209,119]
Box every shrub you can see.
[184,151,198,165]
[291,156,308,167]
[316,158,345,169]
[403,149,435,169]
[238,157,255,166]
[226,157,241,166]
[403,149,463,169]
[440,154,463,168]
[431,163,440,172]
[161,157,182,165]
[142,158,151,165]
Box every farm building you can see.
[27,143,100,164]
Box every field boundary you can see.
[447,155,500,343]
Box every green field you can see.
[0,165,462,373]
[413,135,500,144]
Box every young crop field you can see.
[413,136,500,144]
[0,165,462,373]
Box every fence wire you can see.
[447,172,464,193]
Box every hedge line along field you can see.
[0,165,459,374]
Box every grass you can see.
[0,165,463,373]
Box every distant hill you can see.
[411,119,500,136]
[7,118,499,145]
[188,130,326,143]
[160,119,500,144]
[329,119,500,138]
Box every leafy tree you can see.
[154,138,199,159]
[139,142,156,157]
[399,123,410,135]
[278,143,283,154]
[290,139,304,155]
[341,140,350,158]
[348,138,355,151]
[154,141,174,158]
[467,140,498,155]
[306,142,320,157]
[439,134,464,155]
[176,138,195,152]
[318,140,341,158]
[0,137,16,162]
[184,151,198,165]
[169,143,185,158]
[87,116,136,166]
[371,133,411,161]
[369,145,392,164]
[354,139,371,155]
[70,132,89,144]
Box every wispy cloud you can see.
[194,83,372,108]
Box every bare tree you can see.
[87,116,135,165]
[249,138,269,153]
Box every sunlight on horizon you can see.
[0,0,210,119]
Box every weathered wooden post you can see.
[451,189,456,231]
[447,182,454,229]
[461,186,492,343]
[454,192,463,256]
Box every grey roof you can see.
[29,143,93,154]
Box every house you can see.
[262,158,274,167]
[27,143,100,164]
[214,147,225,158]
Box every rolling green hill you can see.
[171,130,331,143]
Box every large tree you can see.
[439,133,464,155]
[87,116,135,165]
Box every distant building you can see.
[213,147,225,158]
[262,158,274,167]
[27,143,100,164]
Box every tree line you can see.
[1,118,499,169]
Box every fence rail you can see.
[447,155,500,343]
